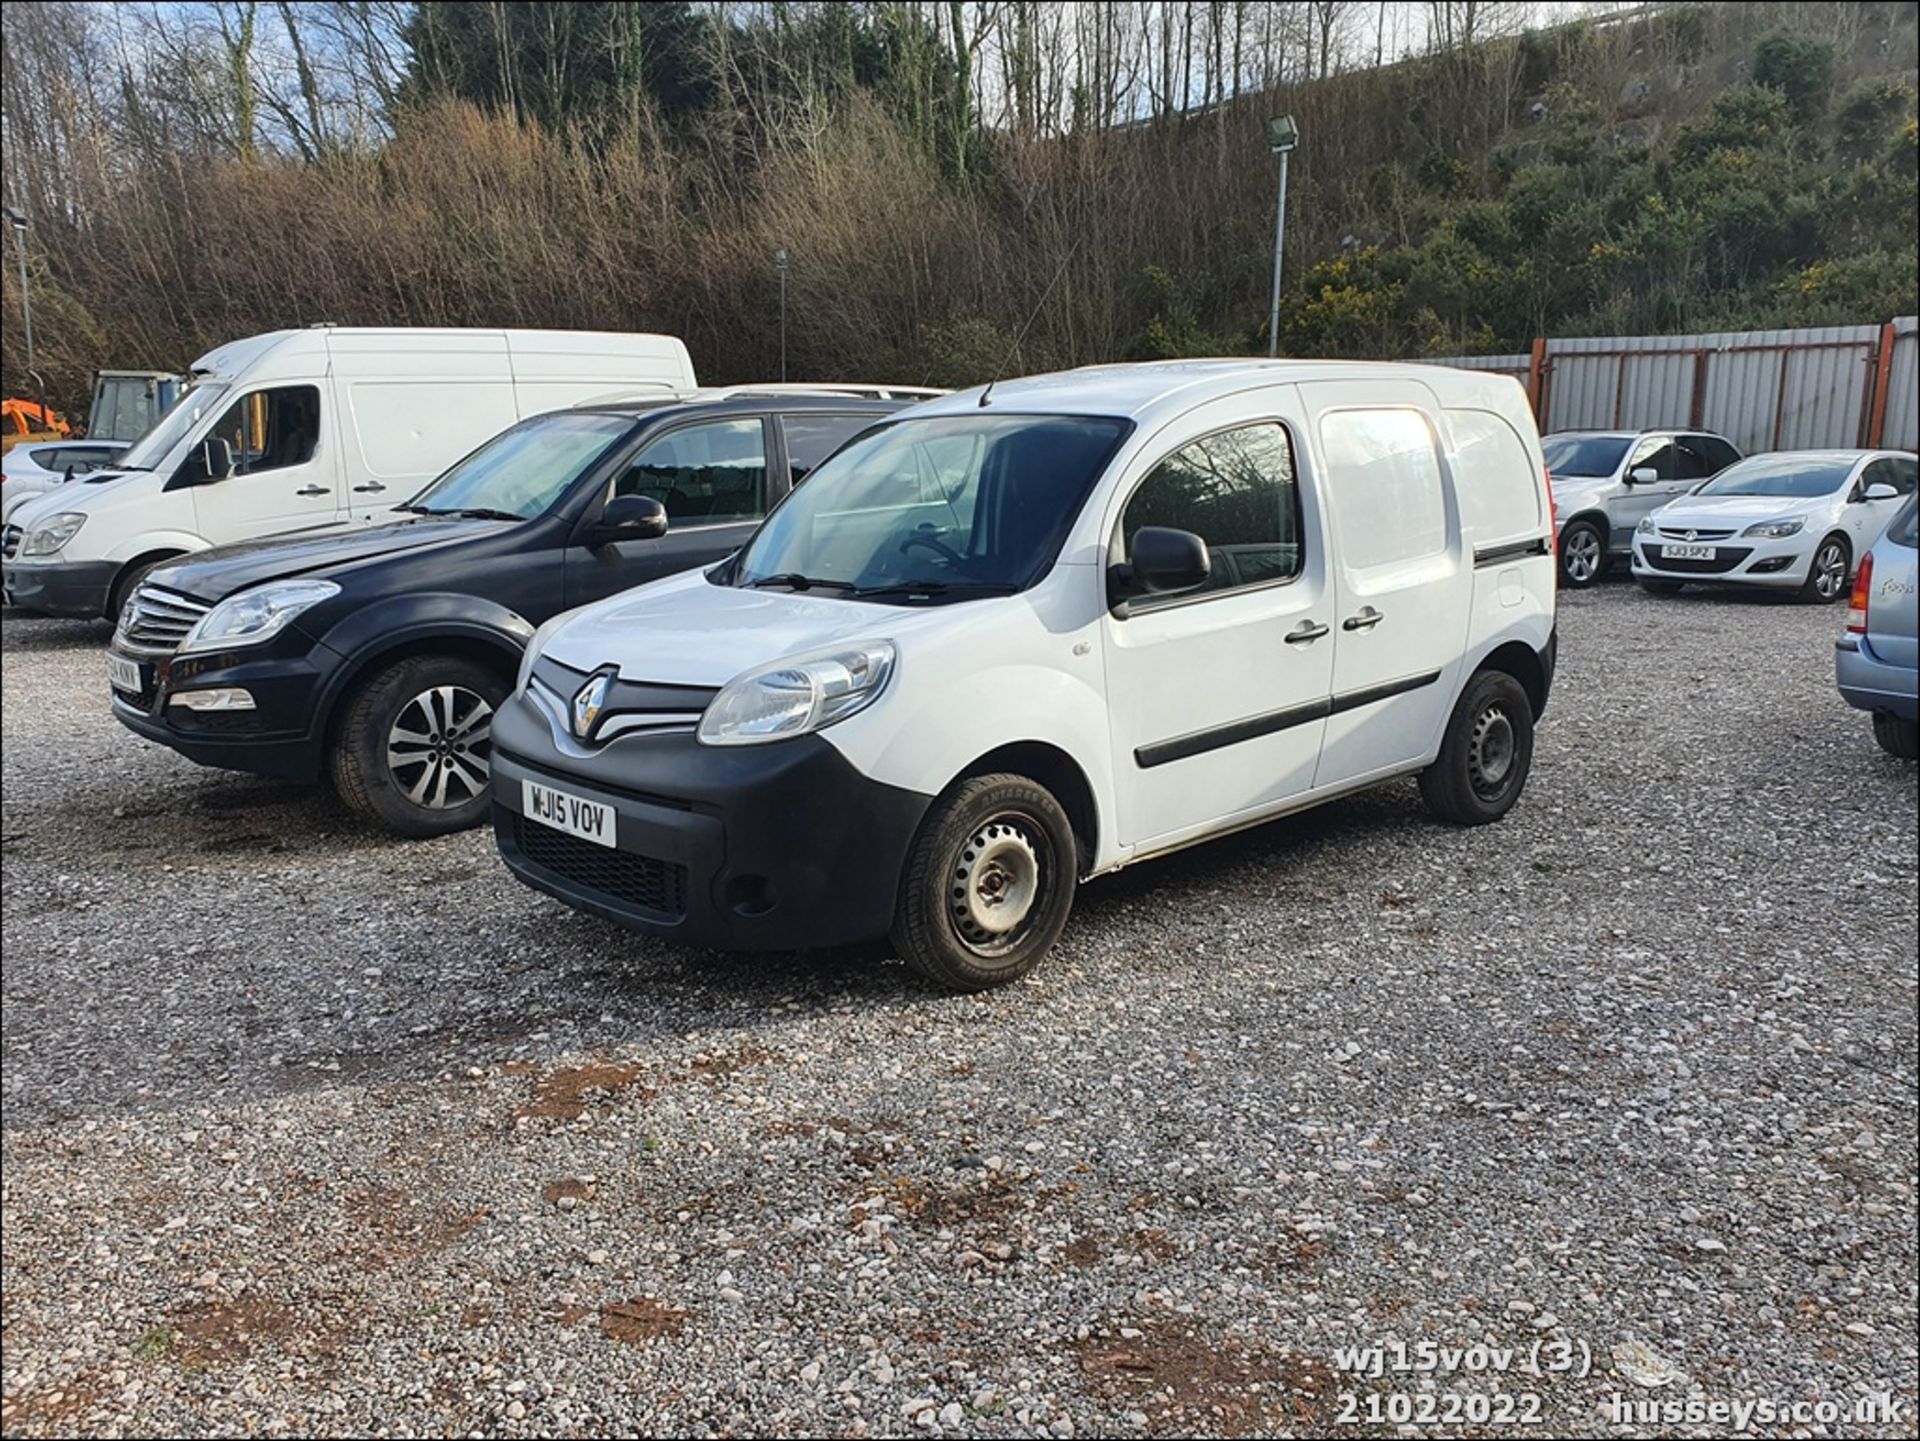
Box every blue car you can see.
[1836,492,1919,758]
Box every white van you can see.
[488,360,1558,990]
[1,327,696,619]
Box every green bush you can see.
[1752,31,1835,123]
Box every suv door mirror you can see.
[1626,466,1658,486]
[591,493,668,544]
[1860,482,1899,503]
[197,436,234,482]
[1109,526,1210,607]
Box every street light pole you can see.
[773,246,790,382]
[3,206,32,376]
[1264,116,1298,359]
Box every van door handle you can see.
[1285,621,1330,644]
[1343,606,1384,631]
[352,482,386,494]
[296,485,329,497]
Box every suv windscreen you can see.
[732,414,1129,600]
[1543,435,1631,478]
[407,412,633,520]
[1696,455,1855,499]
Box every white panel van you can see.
[1,327,696,619]
[488,360,1558,991]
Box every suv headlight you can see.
[697,642,895,746]
[21,512,86,556]
[177,579,339,655]
[1742,517,1805,539]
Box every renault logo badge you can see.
[572,668,615,740]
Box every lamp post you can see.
[3,206,32,377]
[1264,115,1297,359]
[773,246,790,382]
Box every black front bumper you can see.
[108,634,340,784]
[2,558,119,618]
[491,694,931,953]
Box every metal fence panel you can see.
[1886,316,1918,452]
[1412,353,1530,378]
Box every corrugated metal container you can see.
[1414,353,1530,378]
[1884,316,1918,452]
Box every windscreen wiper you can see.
[747,573,859,593]
[850,581,1019,601]
[440,507,524,522]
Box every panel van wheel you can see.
[1799,536,1850,604]
[1557,520,1606,589]
[1873,713,1920,760]
[1419,671,1535,826]
[107,557,172,624]
[330,654,506,838]
[891,773,1077,993]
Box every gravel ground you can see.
[2,582,1915,1439]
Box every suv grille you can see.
[1650,545,1753,575]
[1,524,20,560]
[117,584,211,653]
[513,815,687,919]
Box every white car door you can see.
[1302,386,1472,789]
[1615,433,1698,544]
[187,382,349,546]
[1101,393,1335,851]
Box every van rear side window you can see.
[1446,410,1542,543]
[1320,408,1447,569]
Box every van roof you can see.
[187,328,692,381]
[907,358,1524,425]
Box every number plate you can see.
[522,779,616,848]
[107,652,145,694]
[1661,543,1717,561]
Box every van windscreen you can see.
[731,414,1130,602]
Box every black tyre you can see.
[1557,519,1607,589]
[107,556,174,625]
[329,654,507,838]
[891,773,1077,992]
[1873,713,1919,760]
[1636,577,1685,597]
[1799,535,1850,604]
[1419,670,1536,826]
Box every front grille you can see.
[117,583,210,654]
[1650,545,1753,575]
[513,814,687,919]
[1657,526,1735,541]
[1,525,20,560]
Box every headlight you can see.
[21,512,86,556]
[697,642,895,746]
[1742,517,1805,539]
[177,579,339,655]
[518,613,569,692]
[1636,516,1655,534]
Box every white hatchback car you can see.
[1632,450,1917,602]
[487,361,1558,990]
[1,440,128,523]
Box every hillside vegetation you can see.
[0,1,1914,411]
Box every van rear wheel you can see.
[330,654,506,838]
[891,773,1077,992]
[1419,670,1535,826]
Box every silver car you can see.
[1836,493,1919,759]
[1546,429,1742,590]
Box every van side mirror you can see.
[591,493,668,545]
[1859,482,1899,502]
[197,436,234,482]
[1626,466,1658,486]
[1109,527,1210,609]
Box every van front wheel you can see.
[892,773,1077,992]
[1419,670,1536,826]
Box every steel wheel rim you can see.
[1564,530,1600,583]
[387,685,494,810]
[1470,704,1516,796]
[1814,544,1847,599]
[950,813,1048,958]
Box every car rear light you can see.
[1847,551,1873,634]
